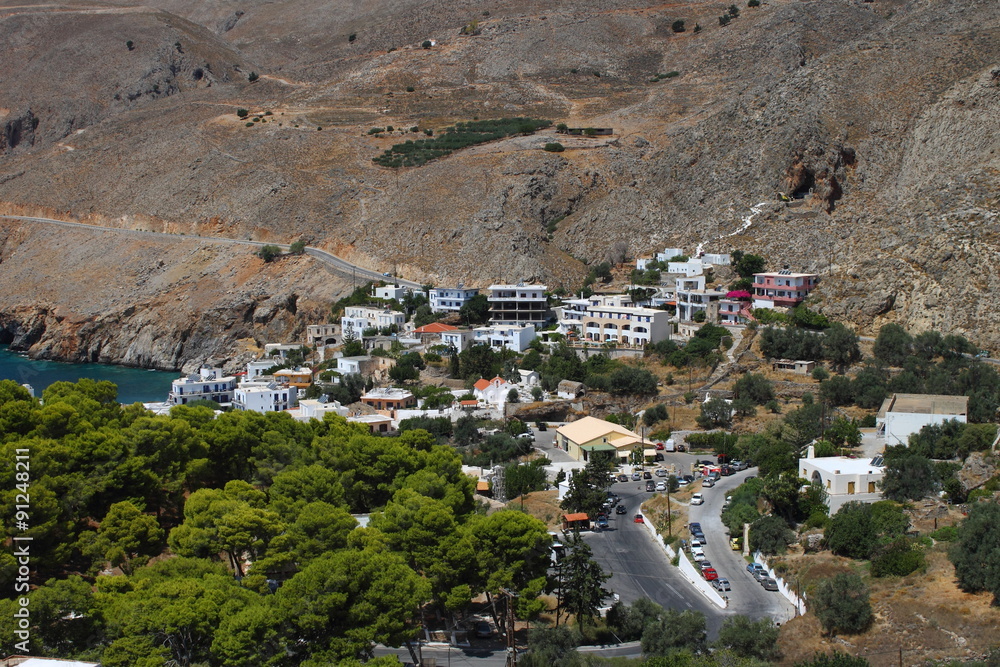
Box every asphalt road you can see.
[0,214,424,289]
[584,479,728,636]
[687,469,797,626]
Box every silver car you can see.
[713,578,731,592]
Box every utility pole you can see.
[666,485,673,536]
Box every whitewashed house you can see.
[168,367,238,407]
[473,376,510,406]
[473,324,537,352]
[233,381,297,413]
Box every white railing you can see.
[639,510,727,609]
[753,550,807,615]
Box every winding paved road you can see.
[687,469,797,625]
[0,214,424,290]
[584,480,724,633]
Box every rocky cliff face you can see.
[0,0,998,365]
[0,221,345,371]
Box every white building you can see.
[635,257,654,271]
[474,376,510,406]
[168,367,238,407]
[488,283,548,326]
[667,259,705,277]
[263,343,304,359]
[374,285,410,301]
[718,298,751,326]
[246,359,275,380]
[656,247,686,263]
[430,285,480,313]
[346,414,393,434]
[288,398,349,422]
[876,393,969,445]
[676,275,727,323]
[702,253,731,266]
[440,329,477,353]
[799,446,884,497]
[518,369,540,387]
[341,306,406,338]
[581,303,671,346]
[473,324,537,352]
[233,381,298,413]
[337,356,371,375]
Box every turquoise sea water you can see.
[0,345,177,404]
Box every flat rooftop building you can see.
[876,393,968,445]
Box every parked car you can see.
[655,468,668,477]
[475,620,493,638]
[762,578,779,591]
[655,442,665,450]
[646,481,656,492]
[730,537,741,550]
[631,472,642,481]
[616,504,627,515]
[701,479,715,488]
[655,481,666,491]
[754,569,770,582]
[703,567,719,581]
[617,473,629,483]
[690,536,703,548]
[692,531,705,542]
[690,493,704,505]
[699,560,713,571]
[692,547,706,562]
[720,465,734,476]
[677,477,690,486]
[688,522,702,533]
[633,514,645,524]
[643,471,653,480]
[596,516,609,529]
[733,460,747,471]
[713,578,731,592]
[682,474,695,483]
[699,460,714,466]
[747,563,766,577]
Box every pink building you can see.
[752,271,818,309]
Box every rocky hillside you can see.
[0,0,998,366]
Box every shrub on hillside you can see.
[870,539,924,578]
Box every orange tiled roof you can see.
[473,378,491,391]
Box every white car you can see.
[655,481,666,491]
[692,546,706,562]
[690,493,704,506]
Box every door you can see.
[848,481,856,494]
[868,482,876,493]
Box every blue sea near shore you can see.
[0,345,177,404]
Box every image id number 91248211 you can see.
[12,447,32,652]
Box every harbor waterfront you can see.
[0,345,176,404]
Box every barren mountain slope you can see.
[0,0,998,366]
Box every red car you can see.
[655,442,665,450]
[633,514,645,524]
[703,568,719,581]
